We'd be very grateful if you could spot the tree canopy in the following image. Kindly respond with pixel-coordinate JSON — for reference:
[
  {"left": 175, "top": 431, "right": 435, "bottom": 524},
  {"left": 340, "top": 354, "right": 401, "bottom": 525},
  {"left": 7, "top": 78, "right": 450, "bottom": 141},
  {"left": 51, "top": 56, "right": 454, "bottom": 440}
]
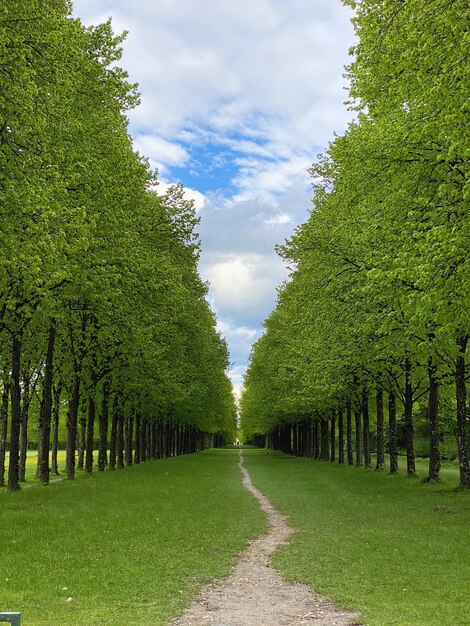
[
  {"left": 0, "top": 1, "right": 236, "bottom": 491},
  {"left": 241, "top": 0, "right": 470, "bottom": 487}
]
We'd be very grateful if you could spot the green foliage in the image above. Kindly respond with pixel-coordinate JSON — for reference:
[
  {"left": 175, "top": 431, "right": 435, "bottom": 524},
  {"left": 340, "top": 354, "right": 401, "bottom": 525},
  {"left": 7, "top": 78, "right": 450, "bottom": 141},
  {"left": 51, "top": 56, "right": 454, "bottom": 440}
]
[
  {"left": 240, "top": 0, "right": 469, "bottom": 481},
  {"left": 0, "top": 1, "right": 236, "bottom": 476}
]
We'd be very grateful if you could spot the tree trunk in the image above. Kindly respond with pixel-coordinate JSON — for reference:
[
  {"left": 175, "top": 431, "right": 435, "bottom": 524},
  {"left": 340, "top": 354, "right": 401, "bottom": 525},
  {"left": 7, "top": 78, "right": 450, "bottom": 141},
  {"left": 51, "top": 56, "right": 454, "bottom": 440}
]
[
  {"left": 125, "top": 413, "right": 133, "bottom": 466},
  {"left": 308, "top": 421, "right": 314, "bottom": 457},
  {"left": 144, "top": 419, "right": 149, "bottom": 459},
  {"left": 141, "top": 417, "right": 147, "bottom": 462},
  {"left": 98, "top": 380, "right": 110, "bottom": 472},
  {"left": 0, "top": 375, "right": 10, "bottom": 487},
  {"left": 51, "top": 383, "right": 62, "bottom": 475},
  {"left": 338, "top": 408, "right": 344, "bottom": 464},
  {"left": 77, "top": 404, "right": 86, "bottom": 471},
  {"left": 426, "top": 359, "right": 440, "bottom": 482},
  {"left": 173, "top": 423, "right": 178, "bottom": 456},
  {"left": 155, "top": 420, "right": 161, "bottom": 459},
  {"left": 292, "top": 423, "right": 298, "bottom": 455},
  {"left": 151, "top": 420, "right": 157, "bottom": 459},
  {"left": 146, "top": 418, "right": 151, "bottom": 459},
  {"left": 19, "top": 374, "right": 32, "bottom": 482},
  {"left": 313, "top": 420, "right": 320, "bottom": 459},
  {"left": 66, "top": 374, "right": 81, "bottom": 480},
  {"left": 455, "top": 336, "right": 470, "bottom": 488},
  {"left": 354, "top": 405, "right": 362, "bottom": 466},
  {"left": 8, "top": 334, "right": 22, "bottom": 492},
  {"left": 109, "top": 391, "right": 120, "bottom": 471},
  {"left": 117, "top": 414, "right": 124, "bottom": 469},
  {"left": 85, "top": 394, "right": 96, "bottom": 474},
  {"left": 375, "top": 384, "right": 385, "bottom": 470},
  {"left": 330, "top": 413, "right": 336, "bottom": 462},
  {"left": 161, "top": 421, "right": 167, "bottom": 457},
  {"left": 388, "top": 389, "right": 398, "bottom": 474},
  {"left": 66, "top": 315, "right": 87, "bottom": 480},
  {"left": 37, "top": 323, "right": 56, "bottom": 485},
  {"left": 134, "top": 412, "right": 141, "bottom": 464},
  {"left": 404, "top": 359, "right": 416, "bottom": 476},
  {"left": 362, "top": 389, "right": 371, "bottom": 468},
  {"left": 320, "top": 419, "right": 329, "bottom": 460},
  {"left": 346, "top": 401, "right": 353, "bottom": 465}
]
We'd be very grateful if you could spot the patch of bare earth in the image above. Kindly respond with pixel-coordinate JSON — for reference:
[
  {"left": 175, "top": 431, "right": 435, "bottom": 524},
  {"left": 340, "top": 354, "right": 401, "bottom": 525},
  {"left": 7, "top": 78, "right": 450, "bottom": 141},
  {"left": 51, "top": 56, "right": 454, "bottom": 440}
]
[{"left": 170, "top": 452, "right": 361, "bottom": 626}]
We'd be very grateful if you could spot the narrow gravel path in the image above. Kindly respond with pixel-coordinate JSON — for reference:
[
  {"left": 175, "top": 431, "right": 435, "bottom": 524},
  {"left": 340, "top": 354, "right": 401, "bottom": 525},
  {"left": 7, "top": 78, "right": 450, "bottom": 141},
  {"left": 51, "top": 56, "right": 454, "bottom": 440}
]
[{"left": 171, "top": 452, "right": 361, "bottom": 626}]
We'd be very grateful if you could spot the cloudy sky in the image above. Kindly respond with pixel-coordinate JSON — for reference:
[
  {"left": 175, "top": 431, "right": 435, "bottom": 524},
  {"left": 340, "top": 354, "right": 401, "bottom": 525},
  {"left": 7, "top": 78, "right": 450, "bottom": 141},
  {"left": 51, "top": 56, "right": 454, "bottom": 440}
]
[{"left": 73, "top": 0, "right": 355, "bottom": 394}]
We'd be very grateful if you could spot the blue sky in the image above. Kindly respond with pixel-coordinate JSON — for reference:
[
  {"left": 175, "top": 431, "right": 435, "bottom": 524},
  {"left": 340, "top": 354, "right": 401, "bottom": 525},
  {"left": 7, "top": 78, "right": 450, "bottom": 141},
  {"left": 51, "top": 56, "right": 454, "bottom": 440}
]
[{"left": 73, "top": 0, "right": 355, "bottom": 394}]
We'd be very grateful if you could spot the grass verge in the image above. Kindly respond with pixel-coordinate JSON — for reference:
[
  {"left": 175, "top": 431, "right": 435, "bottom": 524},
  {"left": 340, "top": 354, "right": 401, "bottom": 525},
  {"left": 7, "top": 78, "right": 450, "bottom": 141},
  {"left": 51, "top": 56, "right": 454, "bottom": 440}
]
[
  {"left": 0, "top": 449, "right": 266, "bottom": 625},
  {"left": 242, "top": 448, "right": 470, "bottom": 626},
  {"left": 2, "top": 450, "right": 68, "bottom": 485}
]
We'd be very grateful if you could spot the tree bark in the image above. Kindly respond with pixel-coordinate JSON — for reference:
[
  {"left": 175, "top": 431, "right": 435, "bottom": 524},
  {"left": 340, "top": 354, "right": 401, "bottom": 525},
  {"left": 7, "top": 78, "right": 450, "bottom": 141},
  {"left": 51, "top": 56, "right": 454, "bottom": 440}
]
[
  {"left": 141, "top": 417, "right": 147, "bottom": 462},
  {"left": 320, "top": 419, "right": 329, "bottom": 460},
  {"left": 51, "top": 383, "right": 62, "bottom": 475},
  {"left": 125, "top": 413, "right": 133, "bottom": 466},
  {"left": 354, "top": 405, "right": 362, "bottom": 466},
  {"left": 66, "top": 315, "right": 87, "bottom": 480},
  {"left": 134, "top": 412, "right": 141, "bottom": 464},
  {"left": 109, "top": 391, "right": 120, "bottom": 471},
  {"left": 313, "top": 420, "right": 320, "bottom": 459},
  {"left": 85, "top": 394, "right": 96, "bottom": 474},
  {"left": 66, "top": 374, "right": 81, "bottom": 480},
  {"left": 155, "top": 419, "right": 162, "bottom": 459},
  {"left": 455, "top": 336, "right": 470, "bottom": 488},
  {"left": 77, "top": 403, "right": 86, "bottom": 471},
  {"left": 426, "top": 359, "right": 440, "bottom": 482},
  {"left": 8, "top": 333, "right": 22, "bottom": 492},
  {"left": 404, "top": 359, "right": 416, "bottom": 476},
  {"left": 37, "top": 323, "right": 56, "bottom": 485},
  {"left": 375, "top": 384, "right": 385, "bottom": 470},
  {"left": 0, "top": 374, "right": 10, "bottom": 487},
  {"left": 19, "top": 374, "right": 32, "bottom": 482},
  {"left": 330, "top": 413, "right": 336, "bottom": 462},
  {"left": 362, "top": 389, "right": 371, "bottom": 468},
  {"left": 162, "top": 421, "right": 168, "bottom": 457},
  {"left": 338, "top": 408, "right": 344, "bottom": 464},
  {"left": 346, "top": 401, "right": 353, "bottom": 465},
  {"left": 388, "top": 389, "right": 398, "bottom": 474},
  {"left": 98, "top": 379, "right": 110, "bottom": 472},
  {"left": 151, "top": 420, "right": 157, "bottom": 459},
  {"left": 117, "top": 414, "right": 124, "bottom": 469}
]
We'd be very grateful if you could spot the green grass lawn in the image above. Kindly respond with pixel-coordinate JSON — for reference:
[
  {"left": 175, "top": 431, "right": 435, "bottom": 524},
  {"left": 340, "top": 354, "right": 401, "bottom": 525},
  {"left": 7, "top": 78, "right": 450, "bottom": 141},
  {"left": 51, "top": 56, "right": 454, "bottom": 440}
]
[
  {"left": 0, "top": 449, "right": 266, "bottom": 625},
  {"left": 243, "top": 449, "right": 470, "bottom": 626},
  {"left": 2, "top": 450, "right": 68, "bottom": 484}
]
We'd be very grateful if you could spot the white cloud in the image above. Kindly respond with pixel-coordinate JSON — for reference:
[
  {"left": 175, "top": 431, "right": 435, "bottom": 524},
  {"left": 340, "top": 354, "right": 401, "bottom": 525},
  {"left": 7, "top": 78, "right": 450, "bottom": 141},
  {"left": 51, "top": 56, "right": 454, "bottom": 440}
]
[
  {"left": 217, "top": 320, "right": 258, "bottom": 344},
  {"left": 229, "top": 364, "right": 248, "bottom": 400},
  {"left": 72, "top": 0, "right": 355, "bottom": 383},
  {"left": 230, "top": 157, "right": 312, "bottom": 202},
  {"left": 200, "top": 252, "right": 285, "bottom": 322},
  {"left": 264, "top": 213, "right": 293, "bottom": 227},
  {"left": 74, "top": 1, "right": 355, "bottom": 170},
  {"left": 133, "top": 134, "right": 189, "bottom": 172}
]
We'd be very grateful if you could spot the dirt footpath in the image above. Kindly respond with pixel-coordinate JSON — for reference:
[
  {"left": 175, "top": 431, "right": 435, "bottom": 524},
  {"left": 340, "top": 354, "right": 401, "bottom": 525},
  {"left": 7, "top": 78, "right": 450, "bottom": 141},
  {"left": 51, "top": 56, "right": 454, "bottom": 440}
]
[{"left": 170, "top": 452, "right": 361, "bottom": 626}]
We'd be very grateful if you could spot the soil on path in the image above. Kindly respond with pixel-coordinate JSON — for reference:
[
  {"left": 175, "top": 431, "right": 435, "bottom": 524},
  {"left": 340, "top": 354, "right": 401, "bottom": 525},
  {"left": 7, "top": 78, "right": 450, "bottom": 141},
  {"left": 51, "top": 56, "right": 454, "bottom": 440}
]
[{"left": 171, "top": 452, "right": 361, "bottom": 626}]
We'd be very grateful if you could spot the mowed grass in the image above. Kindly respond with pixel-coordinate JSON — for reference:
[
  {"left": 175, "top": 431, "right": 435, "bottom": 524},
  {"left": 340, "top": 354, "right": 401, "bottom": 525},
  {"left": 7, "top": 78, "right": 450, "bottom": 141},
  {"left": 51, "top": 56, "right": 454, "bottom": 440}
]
[
  {"left": 2, "top": 450, "right": 68, "bottom": 484},
  {"left": 243, "top": 449, "right": 470, "bottom": 626},
  {"left": 0, "top": 450, "right": 266, "bottom": 625}
]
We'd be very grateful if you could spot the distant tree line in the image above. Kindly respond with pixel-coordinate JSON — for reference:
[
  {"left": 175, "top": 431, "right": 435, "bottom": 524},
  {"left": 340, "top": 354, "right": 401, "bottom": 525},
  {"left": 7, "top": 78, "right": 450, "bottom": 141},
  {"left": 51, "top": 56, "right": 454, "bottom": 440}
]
[
  {"left": 241, "top": 0, "right": 470, "bottom": 487},
  {"left": 0, "top": 1, "right": 236, "bottom": 492}
]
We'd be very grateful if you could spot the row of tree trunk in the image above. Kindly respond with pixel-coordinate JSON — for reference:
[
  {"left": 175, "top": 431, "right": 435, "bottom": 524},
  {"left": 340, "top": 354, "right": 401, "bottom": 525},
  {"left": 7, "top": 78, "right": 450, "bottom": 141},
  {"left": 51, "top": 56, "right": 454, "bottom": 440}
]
[
  {"left": 0, "top": 365, "right": 225, "bottom": 492},
  {"left": 255, "top": 388, "right": 443, "bottom": 481}
]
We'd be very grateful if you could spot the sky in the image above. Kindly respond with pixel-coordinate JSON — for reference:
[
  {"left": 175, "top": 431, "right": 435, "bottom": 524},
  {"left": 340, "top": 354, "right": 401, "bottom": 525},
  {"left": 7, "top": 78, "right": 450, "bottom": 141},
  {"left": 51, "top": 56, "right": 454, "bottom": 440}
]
[{"left": 72, "top": 0, "right": 355, "bottom": 395}]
